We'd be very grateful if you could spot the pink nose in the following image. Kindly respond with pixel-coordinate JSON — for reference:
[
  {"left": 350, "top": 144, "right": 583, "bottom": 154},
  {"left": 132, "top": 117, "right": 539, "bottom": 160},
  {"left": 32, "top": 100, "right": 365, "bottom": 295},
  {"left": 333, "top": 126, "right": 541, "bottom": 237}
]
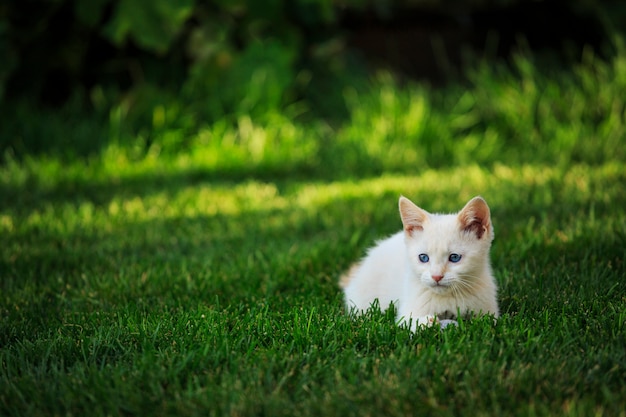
[{"left": 432, "top": 275, "right": 444, "bottom": 283}]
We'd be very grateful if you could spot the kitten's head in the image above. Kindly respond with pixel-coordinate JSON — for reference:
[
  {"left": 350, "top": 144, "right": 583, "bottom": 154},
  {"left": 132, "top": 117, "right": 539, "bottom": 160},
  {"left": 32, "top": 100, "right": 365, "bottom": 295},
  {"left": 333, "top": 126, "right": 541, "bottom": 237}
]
[{"left": 399, "top": 196, "right": 494, "bottom": 294}]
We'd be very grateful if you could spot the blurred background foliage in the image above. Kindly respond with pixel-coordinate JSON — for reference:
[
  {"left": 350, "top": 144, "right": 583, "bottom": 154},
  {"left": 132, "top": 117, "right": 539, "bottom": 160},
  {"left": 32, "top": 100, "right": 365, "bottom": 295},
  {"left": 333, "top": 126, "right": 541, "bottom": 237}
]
[{"left": 1, "top": 0, "right": 625, "bottom": 176}]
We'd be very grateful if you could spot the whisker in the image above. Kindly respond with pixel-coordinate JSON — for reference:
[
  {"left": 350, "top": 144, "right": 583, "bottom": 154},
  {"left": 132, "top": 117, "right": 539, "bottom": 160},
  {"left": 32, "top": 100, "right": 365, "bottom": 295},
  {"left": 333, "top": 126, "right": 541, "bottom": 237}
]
[{"left": 450, "top": 274, "right": 482, "bottom": 297}]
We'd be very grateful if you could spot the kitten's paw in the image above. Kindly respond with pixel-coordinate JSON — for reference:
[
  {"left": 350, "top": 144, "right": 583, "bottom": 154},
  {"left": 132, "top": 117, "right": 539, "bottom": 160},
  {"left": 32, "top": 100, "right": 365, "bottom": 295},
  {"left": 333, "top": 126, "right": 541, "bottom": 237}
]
[
  {"left": 416, "top": 315, "right": 438, "bottom": 327},
  {"left": 438, "top": 319, "right": 459, "bottom": 329},
  {"left": 415, "top": 315, "right": 458, "bottom": 330}
]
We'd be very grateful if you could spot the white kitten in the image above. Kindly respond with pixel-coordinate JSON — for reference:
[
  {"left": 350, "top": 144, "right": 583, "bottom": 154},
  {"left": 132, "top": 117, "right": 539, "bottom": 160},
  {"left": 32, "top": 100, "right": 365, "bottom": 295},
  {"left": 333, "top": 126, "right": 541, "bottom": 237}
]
[{"left": 340, "top": 196, "right": 499, "bottom": 331}]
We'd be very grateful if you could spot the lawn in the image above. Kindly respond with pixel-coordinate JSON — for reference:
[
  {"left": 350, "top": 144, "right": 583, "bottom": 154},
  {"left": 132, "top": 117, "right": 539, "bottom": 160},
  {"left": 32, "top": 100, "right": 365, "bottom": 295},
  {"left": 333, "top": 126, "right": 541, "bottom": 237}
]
[{"left": 1, "top": 49, "right": 626, "bottom": 416}]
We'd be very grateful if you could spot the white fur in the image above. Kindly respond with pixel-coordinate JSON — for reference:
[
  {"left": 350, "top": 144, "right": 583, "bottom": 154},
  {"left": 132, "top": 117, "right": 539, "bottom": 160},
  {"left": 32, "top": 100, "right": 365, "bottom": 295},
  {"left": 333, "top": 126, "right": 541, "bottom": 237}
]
[{"left": 341, "top": 196, "right": 499, "bottom": 331}]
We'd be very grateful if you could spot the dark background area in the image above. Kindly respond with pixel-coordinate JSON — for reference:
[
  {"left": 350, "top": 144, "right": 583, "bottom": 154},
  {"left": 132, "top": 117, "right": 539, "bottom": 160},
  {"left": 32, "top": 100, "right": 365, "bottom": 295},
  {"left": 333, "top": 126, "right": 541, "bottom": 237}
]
[
  {"left": 2, "top": 0, "right": 622, "bottom": 104},
  {"left": 1, "top": 0, "right": 624, "bottom": 159}
]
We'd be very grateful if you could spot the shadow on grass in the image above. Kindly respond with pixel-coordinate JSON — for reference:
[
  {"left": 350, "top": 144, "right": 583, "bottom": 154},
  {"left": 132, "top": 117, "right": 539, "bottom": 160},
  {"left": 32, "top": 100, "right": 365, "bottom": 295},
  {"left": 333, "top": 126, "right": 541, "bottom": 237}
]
[{"left": 0, "top": 159, "right": 384, "bottom": 213}]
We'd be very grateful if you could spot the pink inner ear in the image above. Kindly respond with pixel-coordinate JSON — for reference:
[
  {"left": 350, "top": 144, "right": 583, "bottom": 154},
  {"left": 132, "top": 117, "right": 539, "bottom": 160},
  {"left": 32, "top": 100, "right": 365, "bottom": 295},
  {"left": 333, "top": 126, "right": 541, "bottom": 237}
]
[
  {"left": 405, "top": 224, "right": 423, "bottom": 235},
  {"left": 458, "top": 197, "right": 491, "bottom": 239},
  {"left": 399, "top": 196, "right": 428, "bottom": 234},
  {"left": 464, "top": 220, "right": 486, "bottom": 239}
]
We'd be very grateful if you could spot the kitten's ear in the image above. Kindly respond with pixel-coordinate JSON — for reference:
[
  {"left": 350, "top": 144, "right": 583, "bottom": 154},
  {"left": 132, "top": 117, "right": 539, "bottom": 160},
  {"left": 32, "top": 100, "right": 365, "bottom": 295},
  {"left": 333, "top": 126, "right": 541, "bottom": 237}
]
[
  {"left": 399, "top": 196, "right": 429, "bottom": 235},
  {"left": 458, "top": 196, "right": 492, "bottom": 240}
]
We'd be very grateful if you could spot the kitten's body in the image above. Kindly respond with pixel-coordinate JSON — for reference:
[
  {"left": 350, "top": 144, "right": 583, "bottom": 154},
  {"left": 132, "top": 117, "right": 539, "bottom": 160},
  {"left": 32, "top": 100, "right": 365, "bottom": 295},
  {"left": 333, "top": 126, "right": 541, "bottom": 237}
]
[{"left": 340, "top": 196, "right": 499, "bottom": 330}]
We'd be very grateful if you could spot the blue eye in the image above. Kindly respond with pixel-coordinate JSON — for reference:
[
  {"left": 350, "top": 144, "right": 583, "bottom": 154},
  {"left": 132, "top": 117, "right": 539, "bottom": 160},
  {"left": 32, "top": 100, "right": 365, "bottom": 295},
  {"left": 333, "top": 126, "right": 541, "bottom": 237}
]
[
  {"left": 449, "top": 253, "right": 462, "bottom": 263},
  {"left": 418, "top": 254, "right": 429, "bottom": 263}
]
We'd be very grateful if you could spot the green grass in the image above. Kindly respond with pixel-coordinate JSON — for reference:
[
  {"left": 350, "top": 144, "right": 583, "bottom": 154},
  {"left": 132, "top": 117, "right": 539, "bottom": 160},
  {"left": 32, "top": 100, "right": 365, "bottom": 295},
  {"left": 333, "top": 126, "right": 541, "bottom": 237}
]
[{"left": 2, "top": 48, "right": 626, "bottom": 416}]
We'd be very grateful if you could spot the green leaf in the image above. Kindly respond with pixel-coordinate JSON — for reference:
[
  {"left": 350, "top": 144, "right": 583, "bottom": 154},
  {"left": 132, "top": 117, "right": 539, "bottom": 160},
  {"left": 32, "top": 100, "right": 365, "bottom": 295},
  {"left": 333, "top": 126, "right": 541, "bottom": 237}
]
[{"left": 104, "top": 0, "right": 194, "bottom": 53}]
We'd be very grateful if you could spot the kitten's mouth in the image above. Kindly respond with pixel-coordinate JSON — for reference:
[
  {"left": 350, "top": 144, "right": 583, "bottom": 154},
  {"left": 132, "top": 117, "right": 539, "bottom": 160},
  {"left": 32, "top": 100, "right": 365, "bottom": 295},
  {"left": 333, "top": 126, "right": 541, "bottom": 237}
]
[{"left": 430, "top": 282, "right": 450, "bottom": 292}]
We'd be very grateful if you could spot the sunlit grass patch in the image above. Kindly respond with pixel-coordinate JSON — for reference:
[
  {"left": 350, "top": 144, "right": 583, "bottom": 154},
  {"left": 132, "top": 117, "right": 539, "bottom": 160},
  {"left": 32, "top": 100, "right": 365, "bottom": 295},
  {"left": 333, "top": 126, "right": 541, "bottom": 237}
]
[{"left": 4, "top": 161, "right": 625, "bottom": 249}]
